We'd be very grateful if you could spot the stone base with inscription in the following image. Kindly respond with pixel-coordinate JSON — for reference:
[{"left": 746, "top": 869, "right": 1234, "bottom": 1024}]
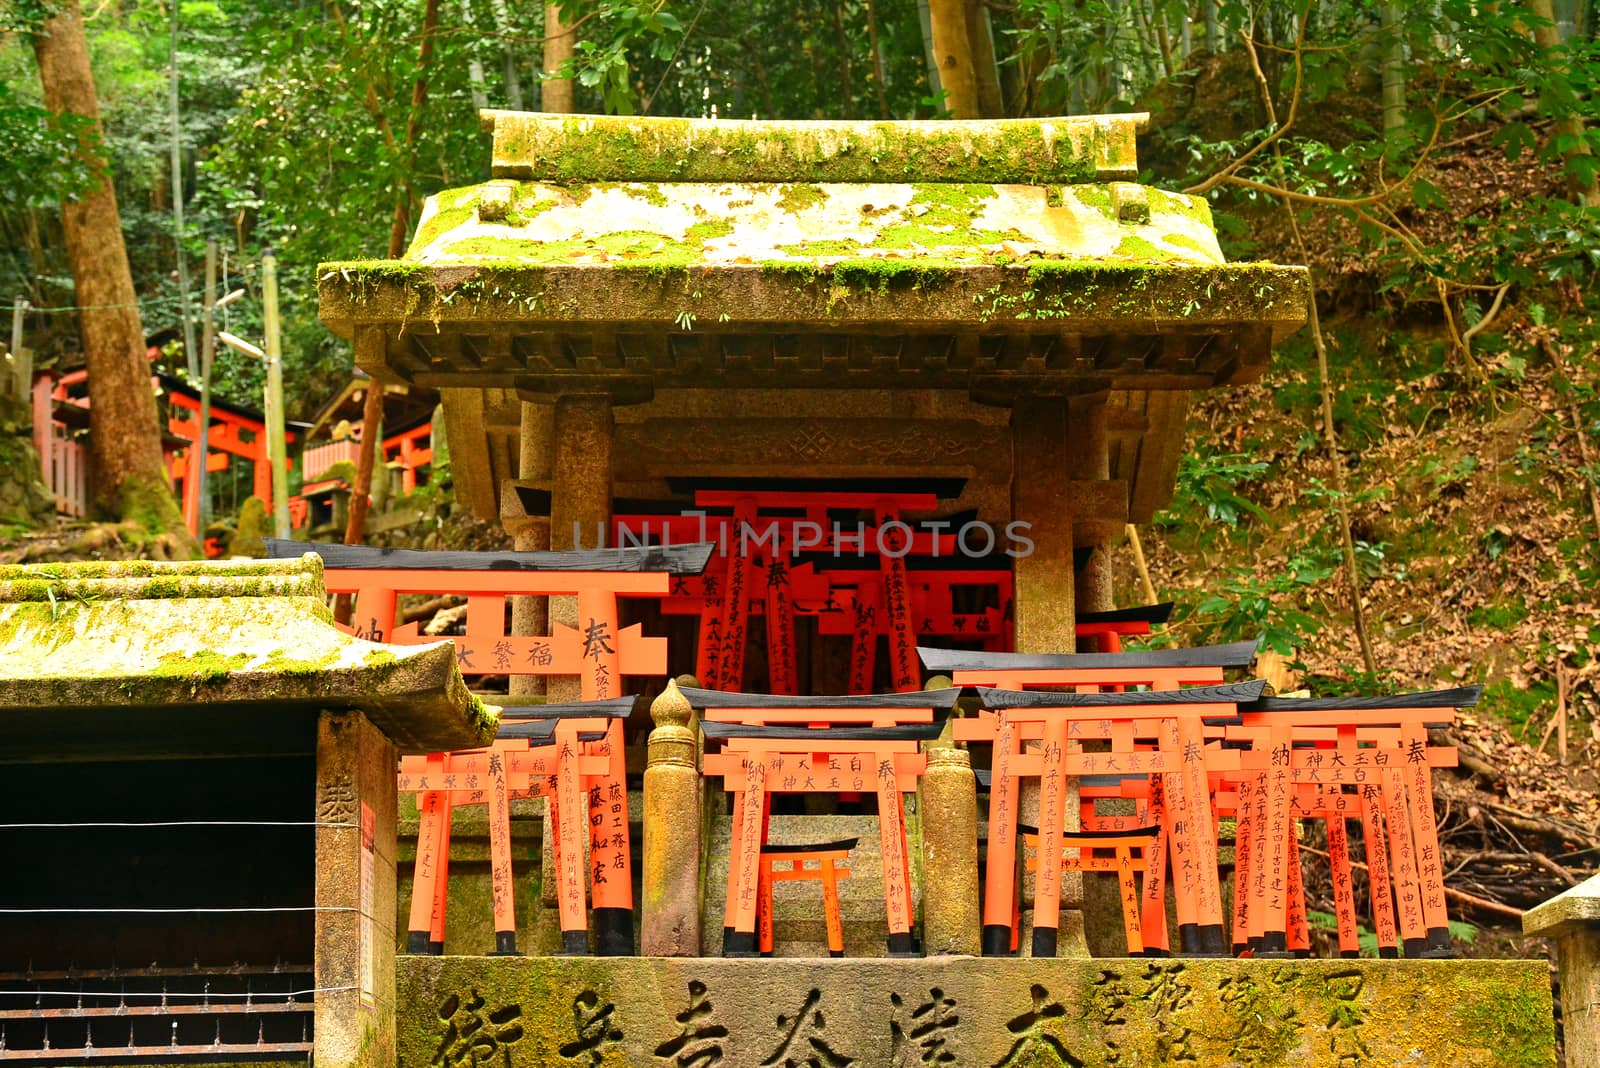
[{"left": 399, "top": 955, "right": 1553, "bottom": 1067}]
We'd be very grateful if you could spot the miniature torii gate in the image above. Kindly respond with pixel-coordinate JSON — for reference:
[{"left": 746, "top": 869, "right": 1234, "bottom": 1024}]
[
  {"left": 266, "top": 539, "right": 713, "bottom": 954},
  {"left": 1223, "top": 687, "right": 1471, "bottom": 959},
  {"left": 685, "top": 686, "right": 960, "bottom": 956},
  {"left": 973, "top": 680, "right": 1265, "bottom": 957},
  {"left": 397, "top": 697, "right": 633, "bottom": 956},
  {"left": 920, "top": 641, "right": 1257, "bottom": 957}
]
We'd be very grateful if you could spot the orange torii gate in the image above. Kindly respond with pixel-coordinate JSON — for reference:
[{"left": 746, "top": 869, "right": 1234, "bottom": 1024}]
[
  {"left": 1223, "top": 687, "right": 1472, "bottom": 959},
  {"left": 267, "top": 539, "right": 713, "bottom": 955},
  {"left": 920, "top": 641, "right": 1257, "bottom": 957},
  {"left": 1073, "top": 602, "right": 1174, "bottom": 653},
  {"left": 685, "top": 687, "right": 961, "bottom": 957},
  {"left": 397, "top": 698, "right": 631, "bottom": 955},
  {"left": 972, "top": 681, "right": 1264, "bottom": 958}
]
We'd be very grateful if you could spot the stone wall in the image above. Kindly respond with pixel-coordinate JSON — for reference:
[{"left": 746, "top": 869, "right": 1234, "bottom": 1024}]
[{"left": 400, "top": 955, "right": 1554, "bottom": 1067}]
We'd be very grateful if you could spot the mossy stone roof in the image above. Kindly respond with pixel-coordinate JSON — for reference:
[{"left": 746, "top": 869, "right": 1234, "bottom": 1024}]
[
  {"left": 319, "top": 111, "right": 1307, "bottom": 391},
  {"left": 480, "top": 110, "right": 1145, "bottom": 184},
  {"left": 0, "top": 556, "right": 494, "bottom": 754}
]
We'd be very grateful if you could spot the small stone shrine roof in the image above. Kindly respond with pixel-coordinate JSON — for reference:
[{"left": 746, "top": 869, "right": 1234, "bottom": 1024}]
[
  {"left": 1523, "top": 871, "right": 1600, "bottom": 937},
  {"left": 319, "top": 112, "right": 1307, "bottom": 397},
  {"left": 0, "top": 555, "right": 494, "bottom": 756}
]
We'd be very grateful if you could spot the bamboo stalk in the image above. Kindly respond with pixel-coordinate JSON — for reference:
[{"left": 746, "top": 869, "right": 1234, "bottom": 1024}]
[
  {"left": 261, "top": 251, "right": 290, "bottom": 540},
  {"left": 1126, "top": 523, "right": 1159, "bottom": 605},
  {"left": 192, "top": 241, "right": 217, "bottom": 532}
]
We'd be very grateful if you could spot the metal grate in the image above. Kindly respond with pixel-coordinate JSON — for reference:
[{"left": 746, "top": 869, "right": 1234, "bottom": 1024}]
[{"left": 0, "top": 965, "right": 315, "bottom": 1062}]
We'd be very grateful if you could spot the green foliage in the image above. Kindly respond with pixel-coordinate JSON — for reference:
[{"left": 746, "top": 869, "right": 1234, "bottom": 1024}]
[
  {"left": 1479, "top": 678, "right": 1558, "bottom": 731},
  {"left": 1306, "top": 910, "right": 1478, "bottom": 957},
  {"left": 0, "top": 82, "right": 95, "bottom": 208},
  {"left": 1186, "top": 554, "right": 1331, "bottom": 658},
  {"left": 1158, "top": 450, "right": 1270, "bottom": 529}
]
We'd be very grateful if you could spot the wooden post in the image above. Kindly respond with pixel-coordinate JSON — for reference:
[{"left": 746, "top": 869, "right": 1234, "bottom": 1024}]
[
  {"left": 8, "top": 298, "right": 29, "bottom": 403},
  {"left": 1139, "top": 774, "right": 1171, "bottom": 956},
  {"left": 31, "top": 374, "right": 52, "bottom": 492},
  {"left": 876, "top": 755, "right": 915, "bottom": 955},
  {"left": 981, "top": 712, "right": 1020, "bottom": 956},
  {"left": 554, "top": 723, "right": 589, "bottom": 955},
  {"left": 261, "top": 251, "right": 290, "bottom": 539},
  {"left": 765, "top": 531, "right": 799, "bottom": 695},
  {"left": 166, "top": 0, "right": 198, "bottom": 379},
  {"left": 876, "top": 498, "right": 919, "bottom": 692},
  {"left": 486, "top": 748, "right": 517, "bottom": 954},
  {"left": 1325, "top": 792, "right": 1361, "bottom": 957},
  {"left": 1359, "top": 784, "right": 1400, "bottom": 957}
]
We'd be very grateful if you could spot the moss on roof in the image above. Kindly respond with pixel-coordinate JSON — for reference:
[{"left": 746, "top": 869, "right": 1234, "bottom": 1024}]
[
  {"left": 394, "top": 179, "right": 1227, "bottom": 271},
  {"left": 0, "top": 556, "right": 493, "bottom": 753},
  {"left": 483, "top": 110, "right": 1146, "bottom": 184}
]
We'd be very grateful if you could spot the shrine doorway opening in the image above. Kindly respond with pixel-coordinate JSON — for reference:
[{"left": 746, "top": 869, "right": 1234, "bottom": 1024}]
[{"left": 0, "top": 722, "right": 319, "bottom": 1063}]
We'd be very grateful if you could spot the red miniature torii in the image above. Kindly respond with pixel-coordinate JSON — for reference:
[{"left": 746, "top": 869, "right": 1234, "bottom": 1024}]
[
  {"left": 617, "top": 490, "right": 958, "bottom": 692},
  {"left": 267, "top": 539, "right": 712, "bottom": 955},
  {"left": 1223, "top": 688, "right": 1471, "bottom": 958},
  {"left": 972, "top": 680, "right": 1265, "bottom": 958},
  {"left": 396, "top": 699, "right": 632, "bottom": 956},
  {"left": 921, "top": 640, "right": 1257, "bottom": 957},
  {"left": 686, "top": 686, "right": 960, "bottom": 956}
]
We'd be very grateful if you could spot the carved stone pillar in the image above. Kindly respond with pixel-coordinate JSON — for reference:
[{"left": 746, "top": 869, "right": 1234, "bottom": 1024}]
[
  {"left": 314, "top": 711, "right": 397, "bottom": 1068},
  {"left": 507, "top": 400, "right": 552, "bottom": 699},
  {"left": 1011, "top": 397, "right": 1076, "bottom": 652},
  {"left": 1069, "top": 395, "right": 1117, "bottom": 625},
  {"left": 641, "top": 679, "right": 703, "bottom": 955},
  {"left": 1009, "top": 396, "right": 1086, "bottom": 956},
  {"left": 1524, "top": 873, "right": 1600, "bottom": 1068},
  {"left": 548, "top": 394, "right": 614, "bottom": 704}
]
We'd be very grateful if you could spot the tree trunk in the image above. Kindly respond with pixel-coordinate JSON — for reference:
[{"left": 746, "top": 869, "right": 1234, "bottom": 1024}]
[
  {"left": 830, "top": 0, "right": 856, "bottom": 118},
  {"left": 964, "top": 1, "right": 1005, "bottom": 117},
  {"left": 347, "top": 0, "right": 440, "bottom": 547},
  {"left": 864, "top": 0, "right": 892, "bottom": 119},
  {"left": 542, "top": 2, "right": 576, "bottom": 113},
  {"left": 487, "top": 0, "right": 525, "bottom": 109},
  {"left": 1379, "top": 2, "right": 1406, "bottom": 136},
  {"left": 33, "top": 0, "right": 186, "bottom": 535},
  {"left": 926, "top": 0, "right": 981, "bottom": 117},
  {"left": 1528, "top": 0, "right": 1600, "bottom": 206}
]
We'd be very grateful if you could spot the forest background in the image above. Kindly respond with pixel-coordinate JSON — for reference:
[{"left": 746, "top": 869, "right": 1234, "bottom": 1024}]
[{"left": 2, "top": 0, "right": 1599, "bottom": 926}]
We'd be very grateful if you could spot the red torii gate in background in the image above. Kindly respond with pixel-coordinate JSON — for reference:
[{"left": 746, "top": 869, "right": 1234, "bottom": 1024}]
[
  {"left": 618, "top": 493, "right": 1174, "bottom": 695},
  {"left": 33, "top": 369, "right": 297, "bottom": 533},
  {"left": 163, "top": 375, "right": 295, "bottom": 535},
  {"left": 616, "top": 490, "right": 946, "bottom": 693},
  {"left": 266, "top": 538, "right": 713, "bottom": 955}
]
